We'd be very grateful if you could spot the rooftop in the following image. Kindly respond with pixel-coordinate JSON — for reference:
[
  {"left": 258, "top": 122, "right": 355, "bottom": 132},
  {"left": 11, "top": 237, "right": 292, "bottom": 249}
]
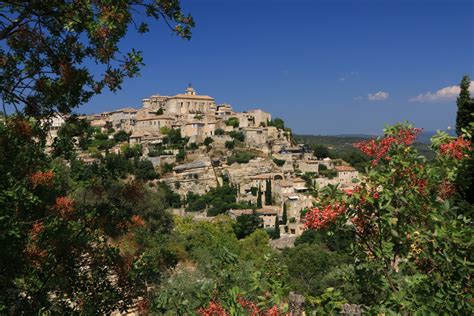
[{"left": 335, "top": 165, "right": 357, "bottom": 172}]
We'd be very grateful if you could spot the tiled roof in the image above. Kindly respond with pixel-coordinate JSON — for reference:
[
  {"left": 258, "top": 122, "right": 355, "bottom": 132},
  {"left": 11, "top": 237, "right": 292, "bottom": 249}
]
[{"left": 335, "top": 166, "right": 356, "bottom": 172}]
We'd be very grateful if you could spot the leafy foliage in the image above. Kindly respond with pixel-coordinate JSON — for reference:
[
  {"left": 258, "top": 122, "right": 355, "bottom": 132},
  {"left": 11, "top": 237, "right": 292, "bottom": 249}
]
[
  {"left": 228, "top": 131, "right": 245, "bottom": 142},
  {"left": 455, "top": 75, "right": 473, "bottom": 136},
  {"left": 304, "top": 123, "right": 474, "bottom": 314},
  {"left": 227, "top": 150, "right": 257, "bottom": 164},
  {"left": 233, "top": 214, "right": 261, "bottom": 239},
  {"left": 0, "top": 1, "right": 194, "bottom": 118},
  {"left": 225, "top": 117, "right": 239, "bottom": 128}
]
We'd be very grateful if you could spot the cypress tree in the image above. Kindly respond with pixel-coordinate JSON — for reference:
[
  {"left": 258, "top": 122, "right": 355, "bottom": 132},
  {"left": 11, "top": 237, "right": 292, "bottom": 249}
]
[
  {"left": 265, "top": 179, "right": 272, "bottom": 205},
  {"left": 282, "top": 203, "right": 288, "bottom": 225},
  {"left": 454, "top": 76, "right": 474, "bottom": 208},
  {"left": 456, "top": 75, "right": 473, "bottom": 136},
  {"left": 274, "top": 215, "right": 280, "bottom": 239},
  {"left": 257, "top": 188, "right": 262, "bottom": 209}
]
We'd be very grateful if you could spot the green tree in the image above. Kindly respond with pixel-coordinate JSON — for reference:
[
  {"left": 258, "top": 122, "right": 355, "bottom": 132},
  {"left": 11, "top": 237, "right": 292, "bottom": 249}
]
[
  {"left": 272, "top": 157, "right": 286, "bottom": 167},
  {"left": 229, "top": 131, "right": 245, "bottom": 142},
  {"left": 306, "top": 123, "right": 473, "bottom": 313},
  {"left": 225, "top": 117, "right": 239, "bottom": 128},
  {"left": 134, "top": 159, "right": 158, "bottom": 180},
  {"left": 0, "top": 1, "right": 194, "bottom": 118},
  {"left": 204, "top": 137, "right": 214, "bottom": 146},
  {"left": 257, "top": 188, "right": 263, "bottom": 209},
  {"left": 282, "top": 203, "right": 288, "bottom": 225},
  {"left": 52, "top": 116, "right": 94, "bottom": 159},
  {"left": 215, "top": 128, "right": 225, "bottom": 136},
  {"left": 122, "top": 144, "right": 142, "bottom": 159},
  {"left": 114, "top": 130, "right": 130, "bottom": 143},
  {"left": 313, "top": 144, "right": 331, "bottom": 158},
  {"left": 273, "top": 215, "right": 280, "bottom": 239},
  {"left": 456, "top": 75, "right": 473, "bottom": 136},
  {"left": 233, "top": 214, "right": 260, "bottom": 239},
  {"left": 225, "top": 140, "right": 235, "bottom": 150},
  {"left": 269, "top": 118, "right": 285, "bottom": 129},
  {"left": 176, "top": 148, "right": 186, "bottom": 162},
  {"left": 283, "top": 244, "right": 350, "bottom": 296},
  {"left": 94, "top": 132, "right": 109, "bottom": 141},
  {"left": 227, "top": 150, "right": 257, "bottom": 164},
  {"left": 0, "top": 1, "right": 194, "bottom": 313},
  {"left": 265, "top": 179, "right": 272, "bottom": 205}
]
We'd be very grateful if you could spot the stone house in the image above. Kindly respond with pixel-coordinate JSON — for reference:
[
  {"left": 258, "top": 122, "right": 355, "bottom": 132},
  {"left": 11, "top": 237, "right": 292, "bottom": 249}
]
[
  {"left": 247, "top": 109, "right": 271, "bottom": 127},
  {"left": 274, "top": 180, "right": 294, "bottom": 197},
  {"left": 44, "top": 113, "right": 66, "bottom": 147},
  {"left": 135, "top": 115, "right": 175, "bottom": 133},
  {"left": 287, "top": 222, "right": 305, "bottom": 236},
  {"left": 103, "top": 108, "right": 137, "bottom": 132},
  {"left": 256, "top": 207, "right": 280, "bottom": 229},
  {"left": 298, "top": 160, "right": 319, "bottom": 173},
  {"left": 215, "top": 104, "right": 234, "bottom": 119},
  {"left": 335, "top": 165, "right": 359, "bottom": 184},
  {"left": 164, "top": 86, "right": 216, "bottom": 117},
  {"left": 182, "top": 118, "right": 217, "bottom": 143}
]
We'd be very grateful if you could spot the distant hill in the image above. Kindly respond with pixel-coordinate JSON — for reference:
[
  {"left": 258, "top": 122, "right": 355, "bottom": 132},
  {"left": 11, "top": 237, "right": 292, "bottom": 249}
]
[
  {"left": 294, "top": 132, "right": 438, "bottom": 160},
  {"left": 417, "top": 130, "right": 456, "bottom": 144},
  {"left": 294, "top": 135, "right": 370, "bottom": 150}
]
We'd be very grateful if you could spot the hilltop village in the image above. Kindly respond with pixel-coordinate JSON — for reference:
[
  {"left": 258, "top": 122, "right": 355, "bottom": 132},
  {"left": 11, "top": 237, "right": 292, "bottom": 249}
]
[{"left": 46, "top": 86, "right": 360, "bottom": 244}]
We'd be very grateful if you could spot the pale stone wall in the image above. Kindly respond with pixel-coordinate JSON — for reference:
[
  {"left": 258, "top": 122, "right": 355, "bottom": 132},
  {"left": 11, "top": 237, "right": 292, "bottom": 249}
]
[
  {"left": 298, "top": 161, "right": 319, "bottom": 173},
  {"left": 337, "top": 170, "right": 359, "bottom": 184}
]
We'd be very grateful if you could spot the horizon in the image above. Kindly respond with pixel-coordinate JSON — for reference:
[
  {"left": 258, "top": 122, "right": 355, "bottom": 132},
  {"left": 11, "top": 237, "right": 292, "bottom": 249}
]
[{"left": 80, "top": 0, "right": 473, "bottom": 135}]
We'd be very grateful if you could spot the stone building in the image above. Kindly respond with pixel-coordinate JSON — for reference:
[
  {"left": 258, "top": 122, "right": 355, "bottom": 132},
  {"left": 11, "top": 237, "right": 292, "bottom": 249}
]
[
  {"left": 256, "top": 207, "right": 280, "bottom": 229},
  {"left": 141, "top": 85, "right": 216, "bottom": 118},
  {"left": 103, "top": 108, "right": 137, "bottom": 132},
  {"left": 43, "top": 113, "right": 67, "bottom": 147},
  {"left": 335, "top": 165, "right": 359, "bottom": 184},
  {"left": 135, "top": 115, "right": 175, "bottom": 133}
]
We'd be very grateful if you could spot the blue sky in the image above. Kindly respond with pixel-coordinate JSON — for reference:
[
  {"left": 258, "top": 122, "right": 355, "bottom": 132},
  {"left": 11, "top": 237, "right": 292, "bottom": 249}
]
[{"left": 82, "top": 0, "right": 474, "bottom": 135}]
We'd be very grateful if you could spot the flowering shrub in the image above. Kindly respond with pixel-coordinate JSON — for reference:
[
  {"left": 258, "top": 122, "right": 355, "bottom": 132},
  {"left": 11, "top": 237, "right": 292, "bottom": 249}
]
[
  {"left": 30, "top": 170, "right": 55, "bottom": 188},
  {"left": 304, "top": 202, "right": 346, "bottom": 230},
  {"left": 197, "top": 301, "right": 228, "bottom": 316},
  {"left": 130, "top": 215, "right": 146, "bottom": 227},
  {"left": 53, "top": 196, "right": 75, "bottom": 219},
  {"left": 31, "top": 222, "right": 44, "bottom": 240},
  {"left": 354, "top": 127, "right": 422, "bottom": 166},
  {"left": 439, "top": 136, "right": 472, "bottom": 160},
  {"left": 306, "top": 123, "right": 473, "bottom": 314}
]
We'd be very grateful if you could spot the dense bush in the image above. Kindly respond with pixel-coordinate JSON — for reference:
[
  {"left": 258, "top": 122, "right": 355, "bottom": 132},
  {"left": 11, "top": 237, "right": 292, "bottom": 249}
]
[
  {"left": 114, "top": 130, "right": 130, "bottom": 143},
  {"left": 228, "top": 131, "right": 245, "bottom": 142},
  {"left": 303, "top": 123, "right": 473, "bottom": 314},
  {"left": 214, "top": 128, "right": 225, "bottom": 136},
  {"left": 134, "top": 159, "right": 158, "bottom": 180},
  {"left": 225, "top": 140, "right": 235, "bottom": 150},
  {"left": 225, "top": 117, "right": 239, "bottom": 128},
  {"left": 227, "top": 151, "right": 257, "bottom": 164}
]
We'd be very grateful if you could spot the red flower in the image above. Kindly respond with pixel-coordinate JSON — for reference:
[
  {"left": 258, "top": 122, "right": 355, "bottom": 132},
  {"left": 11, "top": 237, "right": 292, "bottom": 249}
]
[
  {"left": 53, "top": 196, "right": 75, "bottom": 219},
  {"left": 30, "top": 170, "right": 55, "bottom": 188},
  {"left": 439, "top": 180, "right": 456, "bottom": 199},
  {"left": 304, "top": 202, "right": 346, "bottom": 230},
  {"left": 238, "top": 296, "right": 260, "bottom": 316},
  {"left": 354, "top": 127, "right": 422, "bottom": 165},
  {"left": 372, "top": 192, "right": 379, "bottom": 200},
  {"left": 439, "top": 137, "right": 472, "bottom": 160},
  {"left": 31, "top": 221, "right": 44, "bottom": 240},
  {"left": 130, "top": 215, "right": 145, "bottom": 227},
  {"left": 197, "top": 301, "right": 228, "bottom": 316},
  {"left": 263, "top": 305, "right": 280, "bottom": 316}
]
